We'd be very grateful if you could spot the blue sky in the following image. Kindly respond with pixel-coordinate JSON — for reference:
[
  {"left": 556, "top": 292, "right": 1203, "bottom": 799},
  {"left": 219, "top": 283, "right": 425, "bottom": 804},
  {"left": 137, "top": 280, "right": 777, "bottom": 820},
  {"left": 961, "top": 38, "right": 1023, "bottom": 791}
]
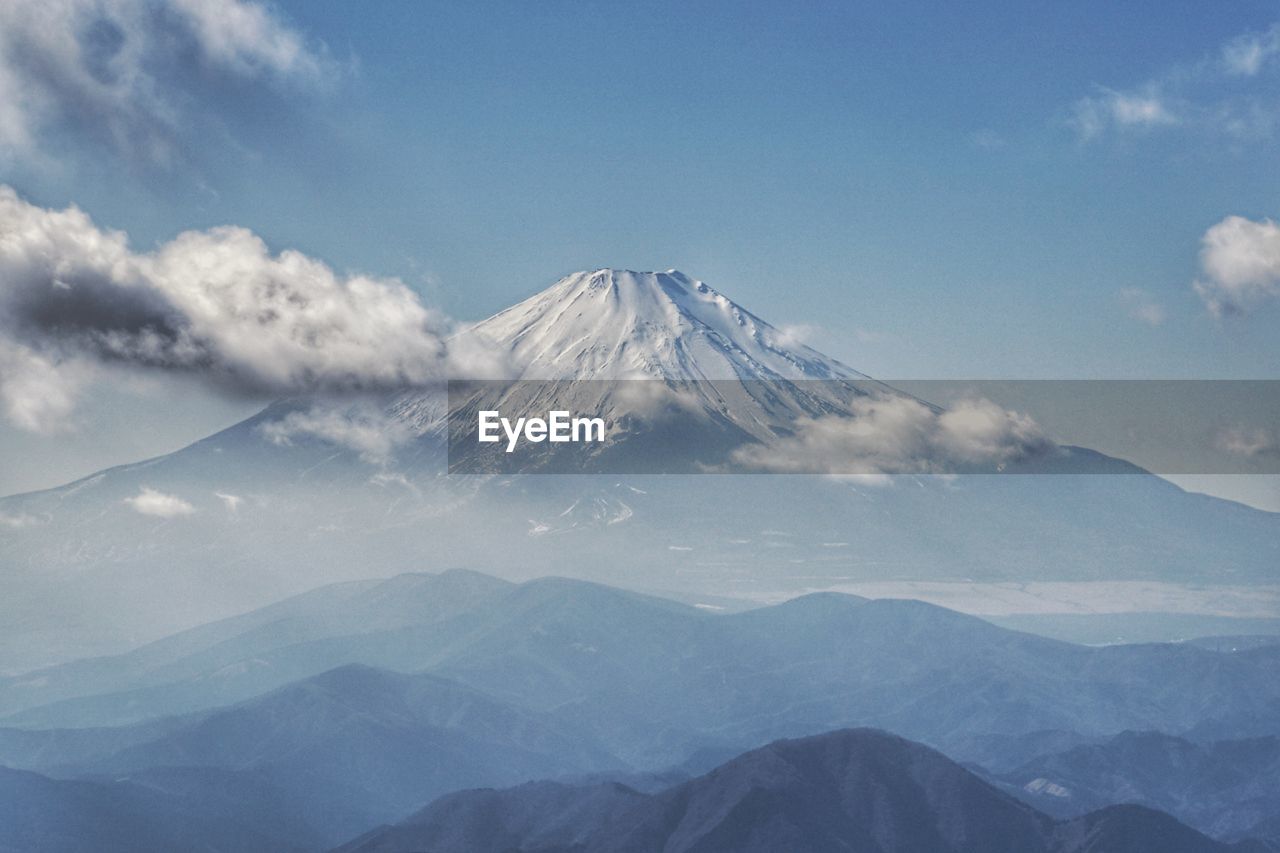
[{"left": 2, "top": 0, "right": 1280, "bottom": 494}]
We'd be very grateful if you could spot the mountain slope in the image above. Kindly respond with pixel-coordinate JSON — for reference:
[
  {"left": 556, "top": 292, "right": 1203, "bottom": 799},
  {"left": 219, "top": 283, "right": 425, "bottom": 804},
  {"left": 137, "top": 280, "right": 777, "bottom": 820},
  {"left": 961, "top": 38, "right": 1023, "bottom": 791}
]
[
  {"left": 1, "top": 269, "right": 1278, "bottom": 673},
  {"left": 445, "top": 269, "right": 903, "bottom": 470},
  {"left": 467, "top": 269, "right": 867, "bottom": 381},
  {"left": 5, "top": 573, "right": 1278, "bottom": 779},
  {"left": 52, "top": 664, "right": 623, "bottom": 844},
  {"left": 335, "top": 728, "right": 1259, "bottom": 853},
  {"left": 2, "top": 577, "right": 1277, "bottom": 849},
  {"left": 0, "top": 569, "right": 513, "bottom": 725},
  {"left": 0, "top": 763, "right": 321, "bottom": 853},
  {"left": 996, "top": 731, "right": 1280, "bottom": 843}
]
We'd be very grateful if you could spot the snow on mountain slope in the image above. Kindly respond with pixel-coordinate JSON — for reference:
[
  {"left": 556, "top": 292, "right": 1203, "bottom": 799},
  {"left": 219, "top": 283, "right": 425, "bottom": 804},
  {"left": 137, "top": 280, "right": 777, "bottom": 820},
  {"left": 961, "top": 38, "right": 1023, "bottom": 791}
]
[
  {"left": 436, "top": 269, "right": 915, "bottom": 459},
  {"left": 467, "top": 269, "right": 868, "bottom": 381}
]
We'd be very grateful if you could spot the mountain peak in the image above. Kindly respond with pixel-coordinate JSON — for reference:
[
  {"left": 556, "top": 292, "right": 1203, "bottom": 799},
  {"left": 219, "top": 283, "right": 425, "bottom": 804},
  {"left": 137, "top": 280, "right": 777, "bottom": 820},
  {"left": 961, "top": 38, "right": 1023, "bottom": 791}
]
[
  {"left": 585, "top": 267, "right": 697, "bottom": 285},
  {"left": 470, "top": 268, "right": 865, "bottom": 381},
  {"left": 568, "top": 268, "right": 711, "bottom": 313}
]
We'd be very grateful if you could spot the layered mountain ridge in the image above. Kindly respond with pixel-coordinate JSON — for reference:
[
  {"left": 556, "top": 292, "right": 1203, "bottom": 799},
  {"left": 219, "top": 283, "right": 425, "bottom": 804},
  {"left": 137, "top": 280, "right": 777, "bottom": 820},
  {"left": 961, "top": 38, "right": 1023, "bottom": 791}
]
[
  {"left": 0, "top": 570, "right": 1277, "bottom": 851},
  {"left": 337, "top": 728, "right": 1264, "bottom": 853},
  {"left": 0, "top": 269, "right": 1277, "bottom": 672}
]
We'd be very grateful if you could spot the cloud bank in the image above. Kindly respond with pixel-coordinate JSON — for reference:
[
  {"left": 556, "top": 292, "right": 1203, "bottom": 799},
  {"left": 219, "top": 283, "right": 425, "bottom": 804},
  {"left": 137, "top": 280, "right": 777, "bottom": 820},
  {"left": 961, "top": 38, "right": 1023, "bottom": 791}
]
[
  {"left": 731, "top": 395, "right": 1053, "bottom": 475},
  {"left": 0, "top": 0, "right": 332, "bottom": 167},
  {"left": 0, "top": 187, "right": 504, "bottom": 431}
]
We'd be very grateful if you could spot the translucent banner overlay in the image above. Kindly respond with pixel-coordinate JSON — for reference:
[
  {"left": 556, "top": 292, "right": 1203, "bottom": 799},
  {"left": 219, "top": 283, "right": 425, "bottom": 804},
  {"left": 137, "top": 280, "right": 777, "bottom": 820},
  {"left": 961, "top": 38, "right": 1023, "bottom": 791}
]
[{"left": 446, "top": 379, "right": 1280, "bottom": 475}]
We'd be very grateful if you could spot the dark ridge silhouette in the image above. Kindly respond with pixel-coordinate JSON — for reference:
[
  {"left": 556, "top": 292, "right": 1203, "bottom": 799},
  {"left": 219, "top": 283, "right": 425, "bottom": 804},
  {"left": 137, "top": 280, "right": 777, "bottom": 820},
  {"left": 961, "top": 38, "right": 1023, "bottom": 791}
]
[{"left": 336, "top": 728, "right": 1267, "bottom": 853}]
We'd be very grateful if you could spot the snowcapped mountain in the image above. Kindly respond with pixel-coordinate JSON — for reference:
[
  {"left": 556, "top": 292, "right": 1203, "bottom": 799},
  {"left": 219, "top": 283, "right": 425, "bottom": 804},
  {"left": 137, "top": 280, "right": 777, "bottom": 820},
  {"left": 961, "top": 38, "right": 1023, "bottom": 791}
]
[
  {"left": 0, "top": 268, "right": 1277, "bottom": 673},
  {"left": 381, "top": 269, "right": 890, "bottom": 452},
  {"left": 440, "top": 269, "right": 908, "bottom": 468},
  {"left": 467, "top": 268, "right": 867, "bottom": 381}
]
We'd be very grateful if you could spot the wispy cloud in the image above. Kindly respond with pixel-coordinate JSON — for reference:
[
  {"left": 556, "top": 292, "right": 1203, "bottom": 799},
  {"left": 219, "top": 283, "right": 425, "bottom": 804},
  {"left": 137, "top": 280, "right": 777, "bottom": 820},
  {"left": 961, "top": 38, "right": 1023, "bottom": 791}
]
[
  {"left": 1071, "top": 87, "right": 1178, "bottom": 140},
  {"left": 258, "top": 403, "right": 413, "bottom": 465},
  {"left": 1222, "top": 23, "right": 1280, "bottom": 76},
  {"left": 774, "top": 323, "right": 821, "bottom": 348},
  {"left": 0, "top": 511, "right": 43, "bottom": 529},
  {"left": 1216, "top": 426, "right": 1278, "bottom": 458},
  {"left": 968, "top": 129, "right": 1006, "bottom": 150},
  {"left": 1118, "top": 288, "right": 1167, "bottom": 327},
  {"left": 0, "top": 186, "right": 506, "bottom": 432},
  {"left": 1068, "top": 21, "right": 1280, "bottom": 143},
  {"left": 0, "top": 0, "right": 336, "bottom": 168}
]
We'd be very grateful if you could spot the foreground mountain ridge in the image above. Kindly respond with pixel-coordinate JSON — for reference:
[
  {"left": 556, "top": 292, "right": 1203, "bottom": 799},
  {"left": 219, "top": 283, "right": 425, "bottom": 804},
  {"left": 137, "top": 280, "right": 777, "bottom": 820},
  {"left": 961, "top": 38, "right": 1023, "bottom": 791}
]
[
  {"left": 5, "top": 727, "right": 1267, "bottom": 853},
  {"left": 0, "top": 570, "right": 1276, "bottom": 849},
  {"left": 336, "top": 727, "right": 1268, "bottom": 853},
  {"left": 992, "top": 730, "right": 1280, "bottom": 842}
]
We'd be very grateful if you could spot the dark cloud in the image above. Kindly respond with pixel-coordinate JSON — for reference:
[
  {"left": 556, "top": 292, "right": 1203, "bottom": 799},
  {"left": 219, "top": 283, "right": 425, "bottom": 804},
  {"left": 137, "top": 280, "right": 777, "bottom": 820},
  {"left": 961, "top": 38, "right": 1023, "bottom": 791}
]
[{"left": 0, "top": 186, "right": 506, "bottom": 431}]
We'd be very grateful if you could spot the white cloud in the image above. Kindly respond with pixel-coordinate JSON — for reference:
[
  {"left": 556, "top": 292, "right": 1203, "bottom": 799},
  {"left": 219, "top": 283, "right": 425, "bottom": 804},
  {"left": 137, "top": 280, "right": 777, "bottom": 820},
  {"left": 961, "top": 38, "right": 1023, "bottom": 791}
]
[
  {"left": 125, "top": 486, "right": 195, "bottom": 517},
  {"left": 1223, "top": 24, "right": 1280, "bottom": 76},
  {"left": 215, "top": 491, "right": 242, "bottom": 512},
  {"left": 609, "top": 380, "right": 702, "bottom": 422},
  {"left": 1216, "top": 426, "right": 1277, "bottom": 458},
  {"left": 0, "top": 340, "right": 87, "bottom": 432},
  {"left": 835, "top": 473, "right": 895, "bottom": 487},
  {"left": 1071, "top": 88, "right": 1177, "bottom": 140},
  {"left": 258, "top": 403, "right": 413, "bottom": 465},
  {"left": 1118, "top": 288, "right": 1167, "bottom": 326},
  {"left": 166, "top": 0, "right": 326, "bottom": 80},
  {"left": 0, "top": 511, "right": 43, "bottom": 528},
  {"left": 969, "top": 129, "right": 1006, "bottom": 150},
  {"left": 730, "top": 395, "right": 1053, "bottom": 475},
  {"left": 1213, "top": 99, "right": 1280, "bottom": 142},
  {"left": 775, "top": 323, "right": 820, "bottom": 348},
  {"left": 1193, "top": 215, "right": 1280, "bottom": 315},
  {"left": 0, "top": 186, "right": 506, "bottom": 431},
  {"left": 0, "top": 0, "right": 333, "bottom": 167},
  {"left": 368, "top": 471, "right": 419, "bottom": 494},
  {"left": 1068, "top": 21, "right": 1280, "bottom": 143}
]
